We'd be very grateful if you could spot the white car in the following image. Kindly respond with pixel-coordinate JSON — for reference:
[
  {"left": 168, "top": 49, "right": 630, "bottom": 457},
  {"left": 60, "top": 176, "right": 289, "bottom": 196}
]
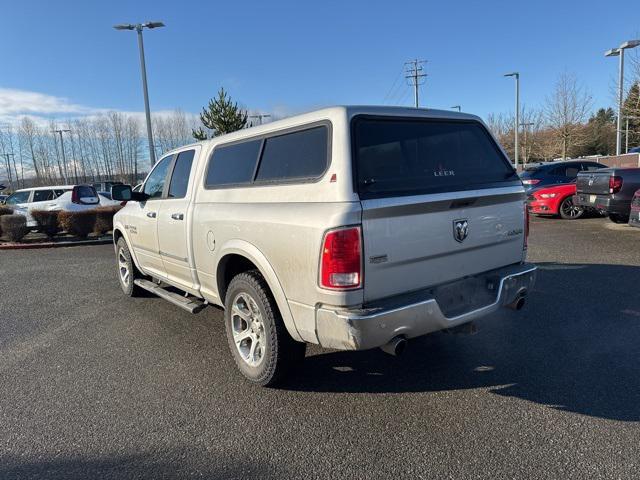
[{"left": 4, "top": 185, "right": 100, "bottom": 227}]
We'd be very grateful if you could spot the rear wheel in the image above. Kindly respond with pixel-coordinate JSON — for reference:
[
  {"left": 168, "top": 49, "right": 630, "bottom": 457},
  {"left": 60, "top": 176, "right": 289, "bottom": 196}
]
[
  {"left": 224, "top": 270, "right": 306, "bottom": 386},
  {"left": 609, "top": 213, "right": 629, "bottom": 224},
  {"left": 559, "top": 196, "right": 583, "bottom": 220},
  {"left": 116, "top": 237, "right": 143, "bottom": 297}
]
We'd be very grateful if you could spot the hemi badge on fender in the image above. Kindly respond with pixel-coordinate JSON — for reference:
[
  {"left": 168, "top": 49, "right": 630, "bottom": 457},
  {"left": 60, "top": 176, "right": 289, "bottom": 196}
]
[{"left": 369, "top": 255, "right": 388, "bottom": 264}]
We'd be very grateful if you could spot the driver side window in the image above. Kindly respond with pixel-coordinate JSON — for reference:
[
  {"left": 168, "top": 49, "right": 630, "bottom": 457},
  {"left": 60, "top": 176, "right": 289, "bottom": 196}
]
[{"left": 143, "top": 155, "right": 173, "bottom": 199}]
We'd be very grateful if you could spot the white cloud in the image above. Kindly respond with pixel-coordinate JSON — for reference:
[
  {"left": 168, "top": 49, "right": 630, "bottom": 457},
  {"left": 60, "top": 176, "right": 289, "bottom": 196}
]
[{"left": 0, "top": 88, "right": 92, "bottom": 116}]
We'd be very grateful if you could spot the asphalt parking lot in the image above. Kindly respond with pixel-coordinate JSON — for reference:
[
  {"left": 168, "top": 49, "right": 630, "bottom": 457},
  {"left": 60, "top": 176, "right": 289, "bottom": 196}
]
[{"left": 1, "top": 216, "right": 639, "bottom": 479}]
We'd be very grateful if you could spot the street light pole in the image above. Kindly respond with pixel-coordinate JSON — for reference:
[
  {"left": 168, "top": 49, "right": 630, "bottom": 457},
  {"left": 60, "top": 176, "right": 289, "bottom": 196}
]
[
  {"left": 504, "top": 72, "right": 520, "bottom": 168},
  {"left": 605, "top": 40, "right": 640, "bottom": 155},
  {"left": 451, "top": 105, "right": 461, "bottom": 112},
  {"left": 114, "top": 21, "right": 165, "bottom": 167}
]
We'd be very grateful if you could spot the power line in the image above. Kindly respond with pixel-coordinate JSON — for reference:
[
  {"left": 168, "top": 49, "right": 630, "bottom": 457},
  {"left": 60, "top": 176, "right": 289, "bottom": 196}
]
[
  {"left": 382, "top": 65, "right": 405, "bottom": 105},
  {"left": 405, "top": 59, "right": 427, "bottom": 108}
]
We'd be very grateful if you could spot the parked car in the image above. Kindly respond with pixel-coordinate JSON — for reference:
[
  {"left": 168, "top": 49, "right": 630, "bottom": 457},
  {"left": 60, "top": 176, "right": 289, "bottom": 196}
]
[
  {"left": 0, "top": 194, "right": 8, "bottom": 203},
  {"left": 575, "top": 167, "right": 640, "bottom": 223},
  {"left": 4, "top": 185, "right": 100, "bottom": 227},
  {"left": 92, "top": 181, "right": 123, "bottom": 192},
  {"left": 51, "top": 188, "right": 122, "bottom": 211},
  {"left": 520, "top": 160, "right": 607, "bottom": 190},
  {"left": 111, "top": 105, "right": 536, "bottom": 386},
  {"left": 97, "top": 192, "right": 123, "bottom": 206},
  {"left": 628, "top": 189, "right": 640, "bottom": 227},
  {"left": 527, "top": 182, "right": 584, "bottom": 219}
]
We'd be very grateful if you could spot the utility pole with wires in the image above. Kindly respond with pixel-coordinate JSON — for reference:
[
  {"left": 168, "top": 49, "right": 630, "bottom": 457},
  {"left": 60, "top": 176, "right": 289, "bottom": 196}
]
[
  {"left": 249, "top": 114, "right": 272, "bottom": 126},
  {"left": 405, "top": 59, "right": 427, "bottom": 108}
]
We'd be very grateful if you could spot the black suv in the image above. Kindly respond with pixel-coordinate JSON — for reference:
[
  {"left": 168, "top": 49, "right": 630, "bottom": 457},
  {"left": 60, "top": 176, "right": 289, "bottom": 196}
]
[{"left": 520, "top": 160, "right": 607, "bottom": 191}]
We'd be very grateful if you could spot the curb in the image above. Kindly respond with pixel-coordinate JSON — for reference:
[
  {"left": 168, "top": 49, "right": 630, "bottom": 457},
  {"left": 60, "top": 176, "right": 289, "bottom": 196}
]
[{"left": 0, "top": 236, "right": 113, "bottom": 250}]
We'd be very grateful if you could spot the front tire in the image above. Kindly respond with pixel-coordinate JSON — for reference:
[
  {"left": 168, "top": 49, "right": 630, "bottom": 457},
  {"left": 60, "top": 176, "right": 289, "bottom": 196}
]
[
  {"left": 116, "top": 237, "right": 143, "bottom": 297},
  {"left": 559, "top": 196, "right": 583, "bottom": 220},
  {"left": 609, "top": 213, "right": 629, "bottom": 224},
  {"left": 224, "top": 270, "right": 306, "bottom": 386}
]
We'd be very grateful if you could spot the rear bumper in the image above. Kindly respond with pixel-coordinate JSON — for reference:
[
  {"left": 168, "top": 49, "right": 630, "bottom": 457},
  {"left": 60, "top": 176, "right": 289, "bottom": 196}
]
[
  {"left": 575, "top": 194, "right": 629, "bottom": 215},
  {"left": 316, "top": 263, "right": 537, "bottom": 350}
]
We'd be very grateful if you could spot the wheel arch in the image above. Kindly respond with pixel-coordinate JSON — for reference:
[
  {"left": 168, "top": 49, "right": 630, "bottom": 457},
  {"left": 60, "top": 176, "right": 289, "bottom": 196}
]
[
  {"left": 113, "top": 227, "right": 144, "bottom": 272},
  {"left": 216, "top": 240, "right": 302, "bottom": 342}
]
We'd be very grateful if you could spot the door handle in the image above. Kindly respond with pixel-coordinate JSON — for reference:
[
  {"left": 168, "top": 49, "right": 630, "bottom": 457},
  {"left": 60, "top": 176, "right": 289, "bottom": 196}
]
[
  {"left": 171, "top": 213, "right": 184, "bottom": 221},
  {"left": 147, "top": 211, "right": 157, "bottom": 218}
]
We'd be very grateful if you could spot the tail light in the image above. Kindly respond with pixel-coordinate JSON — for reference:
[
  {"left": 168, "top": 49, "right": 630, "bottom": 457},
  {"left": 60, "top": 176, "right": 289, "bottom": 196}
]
[
  {"left": 71, "top": 186, "right": 80, "bottom": 204},
  {"left": 320, "top": 226, "right": 362, "bottom": 289},
  {"left": 609, "top": 176, "right": 623, "bottom": 194},
  {"left": 522, "top": 179, "right": 540, "bottom": 186},
  {"left": 524, "top": 203, "right": 529, "bottom": 250}
]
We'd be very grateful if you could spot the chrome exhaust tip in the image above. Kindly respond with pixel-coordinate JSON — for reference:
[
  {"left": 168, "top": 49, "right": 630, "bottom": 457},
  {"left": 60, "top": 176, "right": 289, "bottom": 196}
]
[
  {"left": 380, "top": 336, "right": 407, "bottom": 356},
  {"left": 508, "top": 291, "right": 527, "bottom": 311}
]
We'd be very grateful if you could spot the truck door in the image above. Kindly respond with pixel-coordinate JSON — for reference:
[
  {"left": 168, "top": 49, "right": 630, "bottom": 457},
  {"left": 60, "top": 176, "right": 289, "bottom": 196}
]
[
  {"left": 157, "top": 148, "right": 198, "bottom": 289},
  {"left": 129, "top": 154, "right": 174, "bottom": 279}
]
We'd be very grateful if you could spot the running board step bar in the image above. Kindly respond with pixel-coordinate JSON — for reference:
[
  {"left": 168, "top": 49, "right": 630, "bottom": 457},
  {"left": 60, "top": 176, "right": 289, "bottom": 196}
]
[{"left": 134, "top": 279, "right": 206, "bottom": 314}]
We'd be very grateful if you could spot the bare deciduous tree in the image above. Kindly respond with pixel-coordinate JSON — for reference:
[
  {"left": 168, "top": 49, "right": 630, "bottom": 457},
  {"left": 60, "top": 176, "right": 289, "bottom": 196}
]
[{"left": 545, "top": 73, "right": 592, "bottom": 159}]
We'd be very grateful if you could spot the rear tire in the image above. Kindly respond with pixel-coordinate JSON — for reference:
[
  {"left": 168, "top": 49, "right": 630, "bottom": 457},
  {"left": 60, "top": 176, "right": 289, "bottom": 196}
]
[
  {"left": 559, "top": 196, "right": 583, "bottom": 220},
  {"left": 609, "top": 214, "right": 629, "bottom": 224},
  {"left": 224, "top": 270, "right": 306, "bottom": 387},
  {"left": 116, "top": 237, "right": 143, "bottom": 297}
]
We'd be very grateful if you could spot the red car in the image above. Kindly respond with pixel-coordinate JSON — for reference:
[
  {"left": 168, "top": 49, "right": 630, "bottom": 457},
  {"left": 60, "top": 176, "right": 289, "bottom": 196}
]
[{"left": 527, "top": 183, "right": 584, "bottom": 219}]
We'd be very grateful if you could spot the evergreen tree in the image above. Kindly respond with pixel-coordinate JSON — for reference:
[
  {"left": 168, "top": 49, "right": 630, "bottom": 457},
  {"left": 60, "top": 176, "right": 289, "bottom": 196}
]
[
  {"left": 622, "top": 82, "right": 640, "bottom": 150},
  {"left": 192, "top": 88, "right": 248, "bottom": 140},
  {"left": 578, "top": 107, "right": 616, "bottom": 156}
]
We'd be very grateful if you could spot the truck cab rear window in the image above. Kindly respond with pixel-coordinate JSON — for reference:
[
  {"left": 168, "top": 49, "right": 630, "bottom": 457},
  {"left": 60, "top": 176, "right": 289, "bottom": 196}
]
[{"left": 353, "top": 117, "right": 518, "bottom": 198}]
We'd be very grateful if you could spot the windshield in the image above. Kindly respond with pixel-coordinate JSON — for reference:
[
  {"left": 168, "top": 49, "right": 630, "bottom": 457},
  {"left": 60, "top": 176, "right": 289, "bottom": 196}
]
[{"left": 353, "top": 117, "right": 518, "bottom": 198}]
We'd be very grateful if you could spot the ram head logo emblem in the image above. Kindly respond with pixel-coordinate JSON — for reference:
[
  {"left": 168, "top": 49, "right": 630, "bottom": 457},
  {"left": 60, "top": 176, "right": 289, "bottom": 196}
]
[{"left": 453, "top": 219, "right": 469, "bottom": 243}]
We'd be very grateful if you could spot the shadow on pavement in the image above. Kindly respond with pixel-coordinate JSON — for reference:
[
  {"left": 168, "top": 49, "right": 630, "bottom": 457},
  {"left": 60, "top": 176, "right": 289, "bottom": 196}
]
[
  {"left": 0, "top": 450, "right": 285, "bottom": 480},
  {"left": 285, "top": 263, "right": 640, "bottom": 422}
]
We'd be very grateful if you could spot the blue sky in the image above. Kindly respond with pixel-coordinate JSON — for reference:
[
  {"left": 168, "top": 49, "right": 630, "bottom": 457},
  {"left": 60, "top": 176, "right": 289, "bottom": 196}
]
[{"left": 0, "top": 0, "right": 638, "bottom": 122}]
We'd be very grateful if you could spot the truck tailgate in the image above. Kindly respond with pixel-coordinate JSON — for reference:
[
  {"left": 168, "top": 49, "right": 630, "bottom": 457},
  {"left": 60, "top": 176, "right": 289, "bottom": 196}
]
[
  {"left": 361, "top": 188, "right": 525, "bottom": 302},
  {"left": 576, "top": 172, "right": 611, "bottom": 194}
]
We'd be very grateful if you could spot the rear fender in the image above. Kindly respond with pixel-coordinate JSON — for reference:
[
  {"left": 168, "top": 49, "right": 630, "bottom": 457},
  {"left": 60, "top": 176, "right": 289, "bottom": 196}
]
[{"left": 218, "top": 239, "right": 303, "bottom": 342}]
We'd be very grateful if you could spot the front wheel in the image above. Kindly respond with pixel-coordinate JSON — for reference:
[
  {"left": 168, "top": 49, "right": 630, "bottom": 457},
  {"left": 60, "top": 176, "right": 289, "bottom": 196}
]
[
  {"left": 224, "top": 270, "right": 306, "bottom": 386},
  {"left": 116, "top": 237, "right": 143, "bottom": 297},
  {"left": 558, "top": 196, "right": 584, "bottom": 220},
  {"left": 609, "top": 213, "right": 630, "bottom": 224}
]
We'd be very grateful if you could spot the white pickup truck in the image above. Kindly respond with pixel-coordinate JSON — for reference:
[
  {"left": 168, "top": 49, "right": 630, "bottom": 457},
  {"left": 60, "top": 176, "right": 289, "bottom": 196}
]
[{"left": 111, "top": 106, "right": 536, "bottom": 386}]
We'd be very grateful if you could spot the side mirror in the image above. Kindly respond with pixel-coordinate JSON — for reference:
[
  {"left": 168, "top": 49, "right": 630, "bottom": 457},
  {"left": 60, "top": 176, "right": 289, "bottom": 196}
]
[
  {"left": 112, "top": 184, "right": 148, "bottom": 202},
  {"left": 111, "top": 184, "right": 133, "bottom": 201}
]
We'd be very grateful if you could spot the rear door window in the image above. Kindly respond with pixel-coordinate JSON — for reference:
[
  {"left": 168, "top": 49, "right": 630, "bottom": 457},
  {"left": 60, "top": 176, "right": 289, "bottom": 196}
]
[
  {"left": 206, "top": 140, "right": 261, "bottom": 187},
  {"left": 168, "top": 150, "right": 195, "bottom": 198},
  {"left": 353, "top": 117, "right": 517, "bottom": 198},
  {"left": 32, "top": 190, "right": 55, "bottom": 202},
  {"left": 564, "top": 166, "right": 580, "bottom": 177},
  {"left": 255, "top": 126, "right": 328, "bottom": 182}
]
